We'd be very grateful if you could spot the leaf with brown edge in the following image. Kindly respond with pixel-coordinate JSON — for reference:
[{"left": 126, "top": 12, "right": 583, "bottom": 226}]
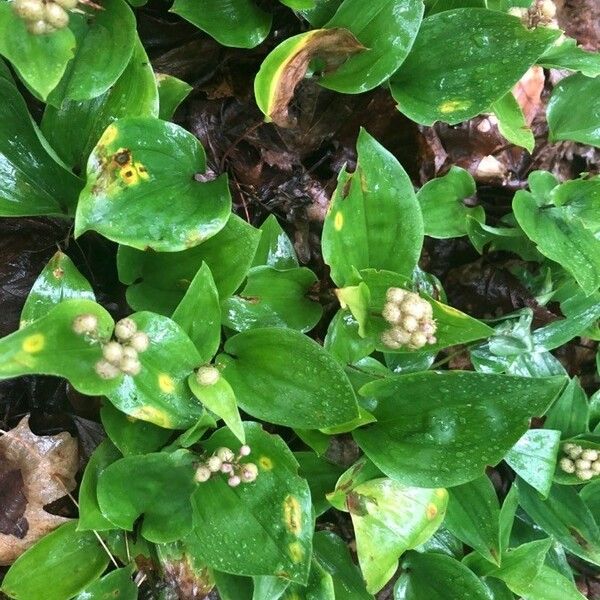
[
  {"left": 0, "top": 416, "right": 78, "bottom": 565},
  {"left": 254, "top": 28, "right": 365, "bottom": 127}
]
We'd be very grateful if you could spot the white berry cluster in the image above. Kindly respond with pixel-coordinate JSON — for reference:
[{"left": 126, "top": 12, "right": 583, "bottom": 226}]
[
  {"left": 12, "top": 0, "right": 77, "bottom": 35},
  {"left": 72, "top": 314, "right": 150, "bottom": 379},
  {"left": 509, "top": 0, "right": 557, "bottom": 27},
  {"left": 380, "top": 288, "right": 437, "bottom": 350},
  {"left": 559, "top": 443, "right": 600, "bottom": 481},
  {"left": 194, "top": 445, "right": 257, "bottom": 487}
]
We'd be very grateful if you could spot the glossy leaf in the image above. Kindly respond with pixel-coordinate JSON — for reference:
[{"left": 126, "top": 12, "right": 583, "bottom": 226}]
[
  {"left": 42, "top": 38, "right": 159, "bottom": 173},
  {"left": 0, "top": 299, "right": 118, "bottom": 396},
  {"left": 105, "top": 311, "right": 204, "bottom": 429},
  {"left": 354, "top": 372, "right": 565, "bottom": 487},
  {"left": 540, "top": 38, "right": 600, "bottom": 78},
  {"left": 319, "top": 0, "right": 424, "bottom": 93},
  {"left": 252, "top": 215, "right": 298, "bottom": 270},
  {"left": 324, "top": 309, "right": 375, "bottom": 365},
  {"left": 394, "top": 551, "right": 491, "bottom": 599},
  {"left": 517, "top": 479, "right": 600, "bottom": 565},
  {"left": 20, "top": 251, "right": 94, "bottom": 328},
  {"left": 322, "top": 130, "right": 424, "bottom": 286},
  {"left": 47, "top": 0, "right": 136, "bottom": 104},
  {"left": 492, "top": 92, "right": 535, "bottom": 153},
  {"left": 544, "top": 377, "right": 589, "bottom": 439},
  {"left": 518, "top": 565, "right": 587, "bottom": 600},
  {"left": 295, "top": 452, "right": 345, "bottom": 516},
  {"left": 346, "top": 478, "right": 447, "bottom": 593},
  {"left": 191, "top": 423, "right": 313, "bottom": 583},
  {"left": 416, "top": 166, "right": 482, "bottom": 238},
  {"left": 171, "top": 262, "right": 221, "bottom": 363},
  {"left": 282, "top": 559, "right": 335, "bottom": 599},
  {"left": 118, "top": 215, "right": 261, "bottom": 314},
  {"left": 327, "top": 457, "right": 384, "bottom": 511},
  {"left": 217, "top": 327, "right": 359, "bottom": 429},
  {"left": 97, "top": 449, "right": 196, "bottom": 543},
  {"left": 390, "top": 8, "right": 559, "bottom": 125},
  {"left": 157, "top": 73, "right": 192, "bottom": 120},
  {"left": 0, "top": 521, "right": 109, "bottom": 600},
  {"left": 504, "top": 429, "right": 560, "bottom": 497},
  {"left": 75, "top": 117, "right": 231, "bottom": 252},
  {"left": 172, "top": 0, "right": 272, "bottom": 48},
  {"left": 300, "top": 0, "right": 343, "bottom": 26},
  {"left": 0, "top": 2, "right": 75, "bottom": 99},
  {"left": 0, "top": 77, "right": 83, "bottom": 216},
  {"left": 444, "top": 476, "right": 501, "bottom": 564},
  {"left": 74, "top": 567, "right": 137, "bottom": 600},
  {"left": 222, "top": 266, "right": 322, "bottom": 333}
]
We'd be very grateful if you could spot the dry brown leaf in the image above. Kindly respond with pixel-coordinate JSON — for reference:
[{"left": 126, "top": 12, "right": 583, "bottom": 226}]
[
  {"left": 512, "top": 66, "right": 545, "bottom": 125},
  {"left": 0, "top": 415, "right": 78, "bottom": 565}
]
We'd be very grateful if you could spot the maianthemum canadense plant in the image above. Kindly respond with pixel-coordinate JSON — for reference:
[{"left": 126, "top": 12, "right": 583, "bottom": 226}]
[{"left": 0, "top": 0, "right": 600, "bottom": 598}]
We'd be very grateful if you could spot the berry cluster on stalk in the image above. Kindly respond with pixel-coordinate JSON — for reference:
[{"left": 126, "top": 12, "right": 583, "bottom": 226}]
[
  {"left": 380, "top": 288, "right": 437, "bottom": 350},
  {"left": 12, "top": 0, "right": 77, "bottom": 35},
  {"left": 559, "top": 443, "right": 600, "bottom": 481},
  {"left": 194, "top": 445, "right": 258, "bottom": 487}
]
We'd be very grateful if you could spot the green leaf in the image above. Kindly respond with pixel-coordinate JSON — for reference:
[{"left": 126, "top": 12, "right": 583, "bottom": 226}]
[
  {"left": 518, "top": 565, "right": 586, "bottom": 600},
  {"left": 0, "top": 299, "right": 118, "bottom": 396},
  {"left": 517, "top": 479, "right": 600, "bottom": 565},
  {"left": 425, "top": 0, "right": 486, "bottom": 14},
  {"left": 504, "top": 429, "right": 561, "bottom": 497},
  {"left": 544, "top": 377, "right": 589, "bottom": 438},
  {"left": 547, "top": 74, "right": 600, "bottom": 147},
  {"left": 353, "top": 372, "right": 565, "bottom": 487},
  {"left": 253, "top": 576, "right": 289, "bottom": 600},
  {"left": 444, "top": 476, "right": 501, "bottom": 564},
  {"left": 171, "top": 0, "right": 272, "bottom": 48},
  {"left": 172, "top": 262, "right": 221, "bottom": 363},
  {"left": 513, "top": 190, "right": 600, "bottom": 295},
  {"left": 580, "top": 479, "right": 600, "bottom": 519},
  {"left": 105, "top": 311, "right": 204, "bottom": 429},
  {"left": 346, "top": 478, "right": 448, "bottom": 593},
  {"left": 97, "top": 449, "right": 196, "bottom": 543},
  {"left": 156, "top": 73, "right": 192, "bottom": 120},
  {"left": 47, "top": 0, "right": 136, "bottom": 104},
  {"left": 74, "top": 567, "right": 137, "bottom": 600},
  {"left": 188, "top": 371, "right": 245, "bottom": 443},
  {"left": 324, "top": 310, "right": 375, "bottom": 365},
  {"left": 191, "top": 423, "right": 313, "bottom": 583},
  {"left": 20, "top": 251, "right": 94, "bottom": 328},
  {"left": 118, "top": 215, "right": 261, "bottom": 314},
  {"left": 322, "top": 130, "right": 424, "bottom": 286},
  {"left": 78, "top": 439, "right": 122, "bottom": 531},
  {"left": 539, "top": 38, "right": 600, "bottom": 78},
  {"left": 280, "top": 0, "right": 316, "bottom": 7},
  {"left": 0, "top": 77, "right": 83, "bottom": 216},
  {"left": 492, "top": 92, "right": 535, "bottom": 153},
  {"left": 0, "top": 2, "right": 75, "bottom": 99},
  {"left": 295, "top": 452, "right": 345, "bottom": 516},
  {"left": 75, "top": 117, "right": 231, "bottom": 252},
  {"left": 327, "top": 457, "right": 383, "bottom": 511},
  {"left": 282, "top": 559, "right": 335, "bottom": 599},
  {"left": 100, "top": 401, "right": 172, "bottom": 456},
  {"left": 222, "top": 266, "right": 322, "bottom": 333},
  {"left": 390, "top": 8, "right": 559, "bottom": 125},
  {"left": 217, "top": 327, "right": 359, "bottom": 429},
  {"left": 42, "top": 38, "right": 159, "bottom": 173},
  {"left": 319, "top": 0, "right": 424, "bottom": 93},
  {"left": 417, "top": 166, "right": 482, "bottom": 238},
  {"left": 0, "top": 521, "right": 109, "bottom": 600},
  {"left": 394, "top": 551, "right": 491, "bottom": 599},
  {"left": 300, "top": 0, "right": 343, "bottom": 26},
  {"left": 252, "top": 215, "right": 298, "bottom": 270},
  {"left": 313, "top": 531, "right": 373, "bottom": 600}
]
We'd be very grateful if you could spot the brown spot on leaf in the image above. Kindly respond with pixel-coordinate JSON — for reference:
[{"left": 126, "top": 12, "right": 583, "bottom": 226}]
[
  {"left": 113, "top": 148, "right": 132, "bottom": 166},
  {"left": 0, "top": 470, "right": 28, "bottom": 538}
]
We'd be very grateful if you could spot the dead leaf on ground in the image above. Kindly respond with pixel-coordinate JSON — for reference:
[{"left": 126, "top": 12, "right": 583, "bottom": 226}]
[{"left": 0, "top": 415, "right": 78, "bottom": 565}]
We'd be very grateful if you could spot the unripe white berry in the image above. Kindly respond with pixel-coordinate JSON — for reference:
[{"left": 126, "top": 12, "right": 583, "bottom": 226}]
[
  {"left": 575, "top": 459, "right": 592, "bottom": 470},
  {"left": 422, "top": 321, "right": 437, "bottom": 336},
  {"left": 239, "top": 445, "right": 251, "bottom": 456},
  {"left": 563, "top": 442, "right": 576, "bottom": 452},
  {"left": 577, "top": 469, "right": 594, "bottom": 481},
  {"left": 114, "top": 318, "right": 137, "bottom": 341},
  {"left": 540, "top": 0, "right": 556, "bottom": 19},
  {"left": 207, "top": 456, "right": 222, "bottom": 472},
  {"left": 120, "top": 356, "right": 141, "bottom": 376},
  {"left": 381, "top": 330, "right": 401, "bottom": 349},
  {"left": 581, "top": 449, "right": 599, "bottom": 462},
  {"left": 13, "top": 0, "right": 44, "bottom": 21},
  {"left": 94, "top": 359, "right": 120, "bottom": 380},
  {"left": 410, "top": 332, "right": 427, "bottom": 349},
  {"left": 196, "top": 365, "right": 220, "bottom": 386},
  {"left": 194, "top": 465, "right": 211, "bottom": 483},
  {"left": 102, "top": 341, "right": 123, "bottom": 365},
  {"left": 228, "top": 475, "right": 241, "bottom": 487},
  {"left": 566, "top": 445, "right": 583, "bottom": 459},
  {"left": 386, "top": 287, "right": 406, "bottom": 304},
  {"left": 54, "top": 0, "right": 78, "bottom": 8},
  {"left": 44, "top": 2, "right": 68, "bottom": 28},
  {"left": 122, "top": 345, "right": 138, "bottom": 360},
  {"left": 401, "top": 316, "right": 418, "bottom": 333},
  {"left": 221, "top": 463, "right": 233, "bottom": 474},
  {"left": 216, "top": 447, "right": 235, "bottom": 462},
  {"left": 129, "top": 331, "right": 150, "bottom": 353},
  {"left": 72, "top": 313, "right": 98, "bottom": 335},
  {"left": 427, "top": 335, "right": 437, "bottom": 345},
  {"left": 559, "top": 458, "right": 576, "bottom": 473},
  {"left": 592, "top": 461, "right": 600, "bottom": 474},
  {"left": 240, "top": 463, "right": 258, "bottom": 483},
  {"left": 402, "top": 298, "right": 427, "bottom": 320},
  {"left": 26, "top": 19, "right": 52, "bottom": 34},
  {"left": 381, "top": 302, "right": 402, "bottom": 324}
]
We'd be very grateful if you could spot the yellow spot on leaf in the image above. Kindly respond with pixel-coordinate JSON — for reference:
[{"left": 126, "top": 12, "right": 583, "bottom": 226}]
[
  {"left": 22, "top": 334, "right": 45, "bottom": 354},
  {"left": 119, "top": 165, "right": 140, "bottom": 186},
  {"left": 288, "top": 541, "right": 304, "bottom": 563},
  {"left": 259, "top": 456, "right": 273, "bottom": 470},
  {"left": 334, "top": 211, "right": 344, "bottom": 231},
  {"left": 52, "top": 267, "right": 64, "bottom": 279},
  {"left": 99, "top": 125, "right": 118, "bottom": 147},
  {"left": 158, "top": 374, "right": 175, "bottom": 394},
  {"left": 439, "top": 99, "right": 472, "bottom": 114},
  {"left": 283, "top": 495, "right": 302, "bottom": 536},
  {"left": 435, "top": 488, "right": 447, "bottom": 500},
  {"left": 426, "top": 503, "right": 439, "bottom": 520},
  {"left": 129, "top": 406, "right": 173, "bottom": 428},
  {"left": 135, "top": 162, "right": 149, "bottom": 181}
]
